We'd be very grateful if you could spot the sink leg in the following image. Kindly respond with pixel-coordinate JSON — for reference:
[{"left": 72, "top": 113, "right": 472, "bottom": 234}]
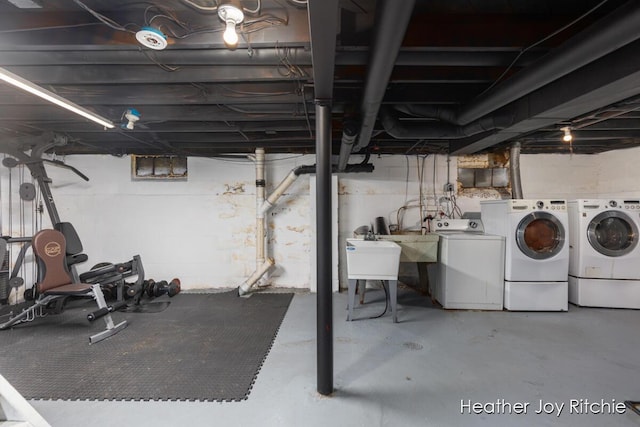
[
  {"left": 358, "top": 279, "right": 366, "bottom": 304},
  {"left": 347, "top": 279, "right": 357, "bottom": 321},
  {"left": 389, "top": 279, "right": 398, "bottom": 323}
]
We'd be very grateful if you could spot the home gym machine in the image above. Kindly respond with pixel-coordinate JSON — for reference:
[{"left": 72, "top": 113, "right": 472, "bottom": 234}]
[{"left": 0, "top": 133, "right": 164, "bottom": 337}]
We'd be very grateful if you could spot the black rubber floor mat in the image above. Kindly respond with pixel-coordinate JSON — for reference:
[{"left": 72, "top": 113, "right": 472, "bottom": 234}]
[
  {"left": 0, "top": 291, "right": 293, "bottom": 402},
  {"left": 120, "top": 300, "right": 171, "bottom": 313}
]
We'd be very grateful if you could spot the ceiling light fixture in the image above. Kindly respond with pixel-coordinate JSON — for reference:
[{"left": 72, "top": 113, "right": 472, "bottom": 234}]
[
  {"left": 561, "top": 126, "right": 573, "bottom": 142},
  {"left": 218, "top": 0, "right": 244, "bottom": 48},
  {"left": 0, "top": 66, "right": 115, "bottom": 129}
]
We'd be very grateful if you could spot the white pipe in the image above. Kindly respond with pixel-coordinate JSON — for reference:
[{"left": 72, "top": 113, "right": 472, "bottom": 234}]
[
  {"left": 260, "top": 170, "right": 299, "bottom": 215},
  {"left": 238, "top": 258, "right": 274, "bottom": 296},
  {"left": 239, "top": 152, "right": 304, "bottom": 296},
  {"left": 238, "top": 148, "right": 274, "bottom": 296},
  {"left": 256, "top": 148, "right": 266, "bottom": 265}
]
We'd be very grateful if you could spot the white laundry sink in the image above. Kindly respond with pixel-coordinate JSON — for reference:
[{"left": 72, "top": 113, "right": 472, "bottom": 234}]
[{"left": 345, "top": 238, "right": 402, "bottom": 280}]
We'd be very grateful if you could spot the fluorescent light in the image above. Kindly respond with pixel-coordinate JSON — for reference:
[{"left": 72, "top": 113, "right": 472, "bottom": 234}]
[
  {"left": 6, "top": 0, "right": 42, "bottom": 8},
  {"left": 0, "top": 66, "right": 115, "bottom": 129}
]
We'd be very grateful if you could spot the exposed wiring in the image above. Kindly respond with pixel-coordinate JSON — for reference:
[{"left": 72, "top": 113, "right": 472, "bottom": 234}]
[
  {"left": 179, "top": 0, "right": 219, "bottom": 13},
  {"left": 145, "top": 5, "right": 192, "bottom": 37},
  {"left": 404, "top": 155, "right": 410, "bottom": 205},
  {"left": 275, "top": 43, "right": 309, "bottom": 79},
  {"left": 219, "top": 85, "right": 295, "bottom": 98},
  {"left": 0, "top": 23, "right": 103, "bottom": 34},
  {"left": 138, "top": 47, "right": 181, "bottom": 72},
  {"left": 206, "top": 154, "right": 306, "bottom": 164},
  {"left": 478, "top": 0, "right": 609, "bottom": 96},
  {"left": 298, "top": 82, "right": 313, "bottom": 138},
  {"left": 72, "top": 0, "right": 138, "bottom": 34},
  {"left": 243, "top": 0, "right": 262, "bottom": 15},
  {"left": 365, "top": 281, "right": 389, "bottom": 320}
]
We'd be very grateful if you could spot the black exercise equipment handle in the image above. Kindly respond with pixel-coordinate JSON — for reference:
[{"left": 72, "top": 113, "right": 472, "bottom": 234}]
[{"left": 87, "top": 301, "right": 127, "bottom": 322}]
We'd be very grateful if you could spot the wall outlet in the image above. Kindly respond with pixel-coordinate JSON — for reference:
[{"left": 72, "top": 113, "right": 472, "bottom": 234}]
[{"left": 443, "top": 183, "right": 454, "bottom": 192}]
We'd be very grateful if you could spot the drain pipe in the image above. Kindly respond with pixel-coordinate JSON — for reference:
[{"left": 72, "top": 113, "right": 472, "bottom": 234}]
[
  {"left": 239, "top": 158, "right": 310, "bottom": 296},
  {"left": 239, "top": 148, "right": 275, "bottom": 296},
  {"left": 256, "top": 148, "right": 267, "bottom": 269},
  {"left": 336, "top": 0, "right": 415, "bottom": 168},
  {"left": 510, "top": 142, "right": 524, "bottom": 199},
  {"left": 336, "top": 122, "right": 358, "bottom": 172},
  {"left": 238, "top": 158, "right": 374, "bottom": 296}
]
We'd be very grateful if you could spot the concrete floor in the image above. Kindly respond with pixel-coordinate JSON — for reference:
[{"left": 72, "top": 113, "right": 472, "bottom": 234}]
[{"left": 29, "top": 287, "right": 640, "bottom": 427}]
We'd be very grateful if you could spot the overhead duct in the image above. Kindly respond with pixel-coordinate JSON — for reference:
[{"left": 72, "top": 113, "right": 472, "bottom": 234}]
[
  {"left": 509, "top": 142, "right": 523, "bottom": 199},
  {"left": 336, "top": 122, "right": 358, "bottom": 172},
  {"left": 336, "top": 0, "right": 415, "bottom": 170},
  {"left": 381, "top": 0, "right": 640, "bottom": 146},
  {"left": 456, "top": 0, "right": 640, "bottom": 126},
  {"left": 380, "top": 106, "right": 514, "bottom": 140}
]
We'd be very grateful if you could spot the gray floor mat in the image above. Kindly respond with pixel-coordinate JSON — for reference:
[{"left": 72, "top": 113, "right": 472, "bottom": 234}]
[{"left": 0, "top": 292, "right": 293, "bottom": 402}]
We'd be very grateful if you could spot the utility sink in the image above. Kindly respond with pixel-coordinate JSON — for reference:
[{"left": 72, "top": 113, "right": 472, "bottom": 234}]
[
  {"left": 376, "top": 233, "right": 439, "bottom": 263},
  {"left": 345, "top": 238, "right": 402, "bottom": 280}
]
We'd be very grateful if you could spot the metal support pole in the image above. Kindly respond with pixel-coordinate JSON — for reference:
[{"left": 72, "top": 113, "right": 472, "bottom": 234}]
[{"left": 315, "top": 101, "right": 333, "bottom": 395}]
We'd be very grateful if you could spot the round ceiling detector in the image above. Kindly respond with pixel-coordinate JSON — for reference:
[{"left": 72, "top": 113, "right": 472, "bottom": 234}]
[{"left": 136, "top": 27, "right": 168, "bottom": 50}]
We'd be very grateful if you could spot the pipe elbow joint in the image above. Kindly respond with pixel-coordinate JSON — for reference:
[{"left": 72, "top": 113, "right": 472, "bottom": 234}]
[{"left": 238, "top": 281, "right": 252, "bottom": 296}]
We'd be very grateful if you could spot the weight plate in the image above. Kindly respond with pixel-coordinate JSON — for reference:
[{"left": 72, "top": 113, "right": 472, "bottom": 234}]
[
  {"left": 9, "top": 277, "right": 24, "bottom": 288},
  {"left": 19, "top": 183, "right": 37, "bottom": 201}
]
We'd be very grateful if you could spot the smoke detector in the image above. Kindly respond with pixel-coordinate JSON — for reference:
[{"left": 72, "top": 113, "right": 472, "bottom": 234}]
[
  {"left": 135, "top": 27, "right": 168, "bottom": 50},
  {"left": 122, "top": 108, "right": 141, "bottom": 130}
]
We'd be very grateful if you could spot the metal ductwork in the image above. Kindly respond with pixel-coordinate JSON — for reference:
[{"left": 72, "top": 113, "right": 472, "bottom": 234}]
[
  {"left": 381, "top": 0, "right": 640, "bottom": 147},
  {"left": 380, "top": 106, "right": 514, "bottom": 140},
  {"left": 510, "top": 142, "right": 523, "bottom": 199},
  {"left": 336, "top": 121, "right": 358, "bottom": 171},
  {"left": 336, "top": 0, "right": 415, "bottom": 171}
]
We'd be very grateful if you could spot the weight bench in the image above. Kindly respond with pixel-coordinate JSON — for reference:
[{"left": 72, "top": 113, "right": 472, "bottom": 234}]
[
  {"left": 55, "top": 222, "right": 145, "bottom": 303},
  {"left": 0, "top": 229, "right": 127, "bottom": 344}
]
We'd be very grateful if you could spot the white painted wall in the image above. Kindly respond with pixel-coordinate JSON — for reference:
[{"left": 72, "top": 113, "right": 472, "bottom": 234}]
[
  {"left": 592, "top": 146, "right": 640, "bottom": 198},
  {"left": 2, "top": 147, "right": 639, "bottom": 299},
  {"left": 1, "top": 154, "right": 313, "bottom": 296}
]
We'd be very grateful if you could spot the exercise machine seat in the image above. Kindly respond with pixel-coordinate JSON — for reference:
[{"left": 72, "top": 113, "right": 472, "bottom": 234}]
[
  {"left": 1, "top": 229, "right": 127, "bottom": 343},
  {"left": 33, "top": 229, "right": 92, "bottom": 296},
  {"left": 54, "top": 222, "right": 88, "bottom": 267}
]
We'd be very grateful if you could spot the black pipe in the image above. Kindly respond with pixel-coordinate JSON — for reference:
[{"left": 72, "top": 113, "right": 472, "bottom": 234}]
[
  {"left": 294, "top": 163, "right": 375, "bottom": 176},
  {"left": 316, "top": 101, "right": 333, "bottom": 396},
  {"left": 379, "top": 106, "right": 514, "bottom": 140},
  {"left": 353, "top": 0, "right": 416, "bottom": 151},
  {"left": 384, "top": 0, "right": 640, "bottom": 135}
]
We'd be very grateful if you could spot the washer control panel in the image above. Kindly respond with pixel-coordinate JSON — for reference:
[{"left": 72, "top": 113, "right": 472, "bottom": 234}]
[{"left": 432, "top": 218, "right": 484, "bottom": 233}]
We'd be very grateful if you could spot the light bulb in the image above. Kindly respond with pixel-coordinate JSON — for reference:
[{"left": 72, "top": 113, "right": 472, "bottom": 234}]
[
  {"left": 223, "top": 20, "right": 239, "bottom": 47},
  {"left": 561, "top": 127, "right": 573, "bottom": 142}
]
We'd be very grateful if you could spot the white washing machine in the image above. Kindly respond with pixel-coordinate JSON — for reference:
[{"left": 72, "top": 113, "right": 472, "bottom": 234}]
[
  {"left": 568, "top": 199, "right": 640, "bottom": 309},
  {"left": 430, "top": 219, "right": 505, "bottom": 310},
  {"left": 481, "top": 199, "right": 569, "bottom": 311}
]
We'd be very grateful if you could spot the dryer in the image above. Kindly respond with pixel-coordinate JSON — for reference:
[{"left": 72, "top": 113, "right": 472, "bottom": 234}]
[
  {"left": 568, "top": 199, "right": 640, "bottom": 309},
  {"left": 481, "top": 199, "right": 569, "bottom": 311}
]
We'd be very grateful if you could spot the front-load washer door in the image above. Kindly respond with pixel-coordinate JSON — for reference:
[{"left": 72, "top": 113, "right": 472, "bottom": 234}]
[
  {"left": 587, "top": 210, "right": 638, "bottom": 257},
  {"left": 515, "top": 212, "right": 566, "bottom": 260}
]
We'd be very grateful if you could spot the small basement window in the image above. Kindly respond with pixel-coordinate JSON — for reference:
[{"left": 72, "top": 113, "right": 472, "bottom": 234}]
[
  {"left": 458, "top": 167, "right": 509, "bottom": 188},
  {"left": 132, "top": 155, "right": 188, "bottom": 180},
  {"left": 457, "top": 153, "right": 511, "bottom": 193}
]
